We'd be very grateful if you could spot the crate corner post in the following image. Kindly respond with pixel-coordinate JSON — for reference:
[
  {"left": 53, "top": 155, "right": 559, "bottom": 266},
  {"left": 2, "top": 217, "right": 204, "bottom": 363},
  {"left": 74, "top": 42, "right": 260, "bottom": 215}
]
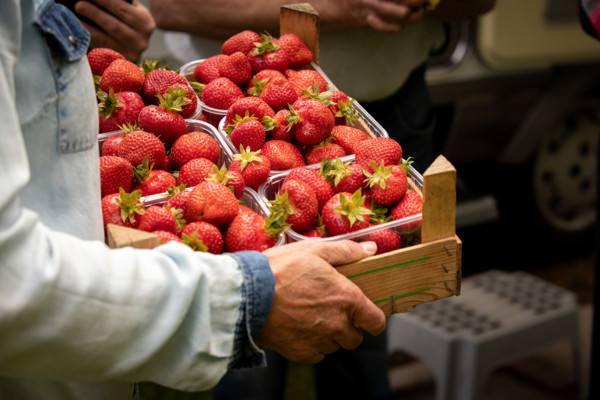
[{"left": 280, "top": 3, "right": 320, "bottom": 63}]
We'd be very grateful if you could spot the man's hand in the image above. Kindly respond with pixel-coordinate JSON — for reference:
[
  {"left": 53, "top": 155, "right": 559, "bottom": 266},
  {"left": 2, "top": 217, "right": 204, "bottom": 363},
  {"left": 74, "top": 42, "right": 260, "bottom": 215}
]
[
  {"left": 364, "top": 0, "right": 429, "bottom": 32},
  {"left": 75, "top": 0, "right": 156, "bottom": 62},
  {"left": 257, "top": 240, "right": 386, "bottom": 364}
]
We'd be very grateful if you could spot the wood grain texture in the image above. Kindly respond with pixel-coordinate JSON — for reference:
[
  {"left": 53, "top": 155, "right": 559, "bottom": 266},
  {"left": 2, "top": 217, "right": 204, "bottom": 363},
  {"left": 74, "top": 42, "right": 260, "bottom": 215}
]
[{"left": 280, "top": 3, "right": 320, "bottom": 63}]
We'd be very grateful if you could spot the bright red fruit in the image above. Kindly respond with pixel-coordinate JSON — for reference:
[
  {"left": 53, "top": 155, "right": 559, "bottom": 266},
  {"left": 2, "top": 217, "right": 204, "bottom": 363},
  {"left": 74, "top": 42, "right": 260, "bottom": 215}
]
[
  {"left": 225, "top": 208, "right": 277, "bottom": 252},
  {"left": 169, "top": 131, "right": 221, "bottom": 169},
  {"left": 87, "top": 47, "right": 125, "bottom": 76},
  {"left": 186, "top": 181, "right": 239, "bottom": 227},
  {"left": 260, "top": 140, "right": 305, "bottom": 171},
  {"left": 138, "top": 205, "right": 177, "bottom": 234},
  {"left": 321, "top": 190, "right": 372, "bottom": 236},
  {"left": 117, "top": 130, "right": 166, "bottom": 168},
  {"left": 181, "top": 221, "right": 224, "bottom": 254},
  {"left": 99, "top": 155, "right": 133, "bottom": 197},
  {"left": 100, "top": 59, "right": 145, "bottom": 93}
]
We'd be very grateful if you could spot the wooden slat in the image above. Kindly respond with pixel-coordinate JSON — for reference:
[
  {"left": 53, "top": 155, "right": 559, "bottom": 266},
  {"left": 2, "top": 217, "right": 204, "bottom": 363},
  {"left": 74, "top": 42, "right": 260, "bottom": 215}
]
[
  {"left": 106, "top": 224, "right": 161, "bottom": 249},
  {"left": 421, "top": 155, "right": 456, "bottom": 243},
  {"left": 280, "top": 3, "right": 320, "bottom": 63}
]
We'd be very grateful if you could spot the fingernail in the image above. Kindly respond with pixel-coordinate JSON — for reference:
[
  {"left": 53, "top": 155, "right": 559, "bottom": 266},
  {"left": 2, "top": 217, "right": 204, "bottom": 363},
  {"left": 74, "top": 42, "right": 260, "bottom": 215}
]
[{"left": 360, "top": 241, "right": 377, "bottom": 254}]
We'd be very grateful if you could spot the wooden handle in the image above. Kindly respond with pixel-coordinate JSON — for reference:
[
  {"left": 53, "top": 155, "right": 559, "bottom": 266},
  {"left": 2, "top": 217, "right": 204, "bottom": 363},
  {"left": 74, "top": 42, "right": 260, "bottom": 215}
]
[{"left": 421, "top": 155, "right": 456, "bottom": 243}]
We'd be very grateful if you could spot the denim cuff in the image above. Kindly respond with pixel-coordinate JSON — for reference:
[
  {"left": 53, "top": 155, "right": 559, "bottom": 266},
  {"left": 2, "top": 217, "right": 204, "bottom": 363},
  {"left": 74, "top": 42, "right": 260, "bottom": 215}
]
[{"left": 228, "top": 251, "right": 275, "bottom": 369}]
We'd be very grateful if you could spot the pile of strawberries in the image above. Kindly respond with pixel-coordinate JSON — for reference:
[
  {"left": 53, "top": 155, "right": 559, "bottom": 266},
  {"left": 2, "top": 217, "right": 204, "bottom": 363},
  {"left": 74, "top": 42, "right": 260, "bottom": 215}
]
[{"left": 262, "top": 137, "right": 423, "bottom": 254}]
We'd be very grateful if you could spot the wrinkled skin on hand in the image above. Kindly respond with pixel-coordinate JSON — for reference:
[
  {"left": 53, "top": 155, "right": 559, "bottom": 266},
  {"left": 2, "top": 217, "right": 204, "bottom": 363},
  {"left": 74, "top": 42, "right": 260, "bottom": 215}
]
[
  {"left": 257, "top": 239, "right": 386, "bottom": 364},
  {"left": 75, "top": 0, "right": 156, "bottom": 62},
  {"left": 364, "top": 0, "right": 429, "bottom": 32}
]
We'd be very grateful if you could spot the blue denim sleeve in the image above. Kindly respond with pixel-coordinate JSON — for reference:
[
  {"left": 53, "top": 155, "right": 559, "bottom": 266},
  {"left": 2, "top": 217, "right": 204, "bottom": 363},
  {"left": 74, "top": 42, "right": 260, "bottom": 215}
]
[{"left": 228, "top": 251, "right": 275, "bottom": 369}]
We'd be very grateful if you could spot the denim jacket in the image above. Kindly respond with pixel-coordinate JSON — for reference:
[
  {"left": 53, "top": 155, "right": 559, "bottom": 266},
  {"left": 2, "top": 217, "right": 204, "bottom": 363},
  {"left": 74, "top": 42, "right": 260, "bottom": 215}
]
[{"left": 0, "top": 1, "right": 274, "bottom": 399}]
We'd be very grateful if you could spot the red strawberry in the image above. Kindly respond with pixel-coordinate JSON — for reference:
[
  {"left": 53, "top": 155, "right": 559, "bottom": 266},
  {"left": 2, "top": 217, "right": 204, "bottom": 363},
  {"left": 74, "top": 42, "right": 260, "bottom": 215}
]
[
  {"left": 101, "top": 133, "right": 125, "bottom": 156},
  {"left": 87, "top": 47, "right": 125, "bottom": 76},
  {"left": 321, "top": 159, "right": 365, "bottom": 194},
  {"left": 260, "top": 140, "right": 305, "bottom": 171},
  {"left": 142, "top": 69, "right": 189, "bottom": 105},
  {"left": 272, "top": 179, "right": 319, "bottom": 233},
  {"left": 200, "top": 77, "right": 245, "bottom": 111},
  {"left": 355, "top": 137, "right": 403, "bottom": 173},
  {"left": 169, "top": 130, "right": 221, "bottom": 169},
  {"left": 270, "top": 108, "right": 294, "bottom": 141},
  {"left": 98, "top": 90, "right": 145, "bottom": 133},
  {"left": 328, "top": 90, "right": 359, "bottom": 126},
  {"left": 186, "top": 180, "right": 239, "bottom": 227},
  {"left": 224, "top": 96, "right": 276, "bottom": 126},
  {"left": 365, "top": 228, "right": 402, "bottom": 255},
  {"left": 390, "top": 189, "right": 423, "bottom": 230},
  {"left": 153, "top": 230, "right": 183, "bottom": 244},
  {"left": 222, "top": 30, "right": 261, "bottom": 56},
  {"left": 100, "top": 58, "right": 145, "bottom": 93},
  {"left": 285, "top": 166, "right": 334, "bottom": 212},
  {"left": 225, "top": 207, "right": 277, "bottom": 252},
  {"left": 305, "top": 141, "right": 346, "bottom": 165},
  {"left": 257, "top": 75, "right": 298, "bottom": 111},
  {"left": 331, "top": 125, "right": 370, "bottom": 154},
  {"left": 176, "top": 157, "right": 217, "bottom": 187},
  {"left": 101, "top": 188, "right": 144, "bottom": 230},
  {"left": 321, "top": 190, "right": 372, "bottom": 236},
  {"left": 287, "top": 69, "right": 329, "bottom": 96},
  {"left": 194, "top": 54, "right": 228, "bottom": 83},
  {"left": 137, "top": 100, "right": 187, "bottom": 146},
  {"left": 365, "top": 162, "right": 408, "bottom": 207},
  {"left": 246, "top": 69, "right": 287, "bottom": 96},
  {"left": 229, "top": 147, "right": 271, "bottom": 190},
  {"left": 246, "top": 34, "right": 289, "bottom": 72},
  {"left": 134, "top": 169, "right": 176, "bottom": 196},
  {"left": 99, "top": 155, "right": 133, "bottom": 197},
  {"left": 287, "top": 98, "right": 335, "bottom": 145},
  {"left": 166, "top": 186, "right": 192, "bottom": 218},
  {"left": 225, "top": 114, "right": 266, "bottom": 152},
  {"left": 138, "top": 205, "right": 177, "bottom": 234},
  {"left": 181, "top": 221, "right": 223, "bottom": 254},
  {"left": 218, "top": 51, "right": 253, "bottom": 85},
  {"left": 117, "top": 130, "right": 166, "bottom": 168},
  {"left": 207, "top": 164, "right": 246, "bottom": 199},
  {"left": 278, "top": 33, "right": 313, "bottom": 69}
]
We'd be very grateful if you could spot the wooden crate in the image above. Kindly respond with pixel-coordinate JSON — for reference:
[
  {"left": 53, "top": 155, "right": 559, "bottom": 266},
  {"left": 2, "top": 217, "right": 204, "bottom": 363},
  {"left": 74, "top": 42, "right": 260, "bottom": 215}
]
[{"left": 107, "top": 3, "right": 462, "bottom": 316}]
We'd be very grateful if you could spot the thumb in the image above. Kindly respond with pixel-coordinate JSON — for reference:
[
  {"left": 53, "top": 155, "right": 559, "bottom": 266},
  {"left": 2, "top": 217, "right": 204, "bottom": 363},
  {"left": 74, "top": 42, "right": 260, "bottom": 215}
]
[{"left": 313, "top": 240, "right": 377, "bottom": 266}]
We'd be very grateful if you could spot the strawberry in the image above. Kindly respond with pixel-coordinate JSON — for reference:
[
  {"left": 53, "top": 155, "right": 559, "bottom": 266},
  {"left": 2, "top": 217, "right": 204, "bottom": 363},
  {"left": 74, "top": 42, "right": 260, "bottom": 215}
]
[
  {"left": 260, "top": 140, "right": 305, "bottom": 171},
  {"left": 365, "top": 228, "right": 402, "bottom": 255},
  {"left": 229, "top": 147, "right": 271, "bottom": 190},
  {"left": 117, "top": 130, "right": 166, "bottom": 168},
  {"left": 142, "top": 69, "right": 189, "bottom": 105},
  {"left": 134, "top": 168, "right": 176, "bottom": 196},
  {"left": 153, "top": 230, "right": 183, "bottom": 244},
  {"left": 176, "top": 157, "right": 217, "bottom": 187},
  {"left": 246, "top": 33, "right": 289, "bottom": 72},
  {"left": 225, "top": 207, "right": 277, "bottom": 252},
  {"left": 246, "top": 69, "right": 287, "bottom": 96},
  {"left": 87, "top": 47, "right": 125, "bottom": 76},
  {"left": 200, "top": 77, "right": 245, "bottom": 111},
  {"left": 329, "top": 90, "right": 359, "bottom": 126},
  {"left": 364, "top": 162, "right": 408, "bottom": 207},
  {"left": 163, "top": 83, "right": 198, "bottom": 119},
  {"left": 277, "top": 33, "right": 313, "bottom": 69},
  {"left": 257, "top": 75, "right": 298, "bottom": 111},
  {"left": 222, "top": 30, "right": 261, "bottom": 56},
  {"left": 207, "top": 164, "right": 245, "bottom": 199},
  {"left": 287, "top": 98, "right": 334, "bottom": 145},
  {"left": 181, "top": 221, "right": 223, "bottom": 254},
  {"left": 100, "top": 58, "right": 145, "bottom": 93},
  {"left": 99, "top": 155, "right": 133, "bottom": 197},
  {"left": 101, "top": 132, "right": 125, "bottom": 156},
  {"left": 331, "top": 125, "right": 370, "bottom": 154},
  {"left": 321, "top": 190, "right": 372, "bottom": 236},
  {"left": 138, "top": 205, "right": 177, "bottom": 234},
  {"left": 285, "top": 166, "right": 334, "bottom": 212},
  {"left": 271, "top": 179, "right": 319, "bottom": 233},
  {"left": 218, "top": 51, "right": 253, "bottom": 85},
  {"left": 101, "top": 188, "right": 145, "bottom": 230},
  {"left": 321, "top": 158, "right": 365, "bottom": 194},
  {"left": 166, "top": 186, "right": 192, "bottom": 222},
  {"left": 194, "top": 54, "right": 228, "bottom": 83},
  {"left": 355, "top": 137, "right": 403, "bottom": 173},
  {"left": 98, "top": 89, "right": 145, "bottom": 133},
  {"left": 225, "top": 114, "right": 266, "bottom": 152},
  {"left": 169, "top": 130, "right": 221, "bottom": 169},
  {"left": 305, "top": 140, "right": 346, "bottom": 165},
  {"left": 287, "top": 69, "right": 329, "bottom": 96},
  {"left": 390, "top": 189, "right": 423, "bottom": 230},
  {"left": 270, "top": 109, "right": 294, "bottom": 141},
  {"left": 186, "top": 180, "right": 239, "bottom": 227},
  {"left": 224, "top": 96, "right": 276, "bottom": 126},
  {"left": 137, "top": 91, "right": 188, "bottom": 146}
]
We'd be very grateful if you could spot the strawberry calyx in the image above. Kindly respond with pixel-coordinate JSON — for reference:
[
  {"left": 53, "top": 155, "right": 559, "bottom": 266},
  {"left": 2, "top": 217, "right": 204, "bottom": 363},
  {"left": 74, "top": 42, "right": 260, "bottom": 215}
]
[
  {"left": 285, "top": 104, "right": 302, "bottom": 127},
  {"left": 333, "top": 188, "right": 372, "bottom": 227},
  {"left": 133, "top": 157, "right": 153, "bottom": 184},
  {"left": 247, "top": 76, "right": 269, "bottom": 97},
  {"left": 364, "top": 161, "right": 393, "bottom": 190},
  {"left": 400, "top": 156, "right": 414, "bottom": 174},
  {"left": 97, "top": 87, "right": 124, "bottom": 119},
  {"left": 166, "top": 183, "right": 187, "bottom": 197},
  {"left": 140, "top": 58, "right": 170, "bottom": 76},
  {"left": 156, "top": 84, "right": 192, "bottom": 113},
  {"left": 261, "top": 115, "right": 278, "bottom": 132},
  {"left": 301, "top": 83, "right": 333, "bottom": 106},
  {"left": 264, "top": 207, "right": 291, "bottom": 237},
  {"left": 117, "top": 122, "right": 140, "bottom": 135},
  {"left": 232, "top": 146, "right": 264, "bottom": 171},
  {"left": 165, "top": 204, "right": 187, "bottom": 231},
  {"left": 182, "top": 230, "right": 209, "bottom": 252},
  {"left": 320, "top": 157, "right": 352, "bottom": 186},
  {"left": 224, "top": 111, "right": 257, "bottom": 135},
  {"left": 206, "top": 164, "right": 237, "bottom": 187},
  {"left": 335, "top": 97, "right": 359, "bottom": 126},
  {"left": 251, "top": 33, "right": 281, "bottom": 55},
  {"left": 115, "top": 187, "right": 145, "bottom": 224},
  {"left": 190, "top": 81, "right": 205, "bottom": 98},
  {"left": 370, "top": 204, "right": 391, "bottom": 224}
]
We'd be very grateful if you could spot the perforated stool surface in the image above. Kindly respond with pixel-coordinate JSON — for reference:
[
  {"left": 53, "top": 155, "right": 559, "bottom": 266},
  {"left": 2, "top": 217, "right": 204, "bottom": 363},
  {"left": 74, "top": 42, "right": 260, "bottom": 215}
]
[{"left": 387, "top": 269, "right": 583, "bottom": 400}]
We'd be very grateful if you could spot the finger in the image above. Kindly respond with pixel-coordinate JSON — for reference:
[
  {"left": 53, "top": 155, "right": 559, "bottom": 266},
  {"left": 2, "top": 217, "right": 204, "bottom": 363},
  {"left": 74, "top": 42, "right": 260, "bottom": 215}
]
[
  {"left": 366, "top": 13, "right": 405, "bottom": 33},
  {"left": 351, "top": 294, "right": 387, "bottom": 336},
  {"left": 333, "top": 325, "right": 364, "bottom": 350},
  {"left": 366, "top": 0, "right": 412, "bottom": 21},
  {"left": 80, "top": 20, "right": 118, "bottom": 49},
  {"left": 309, "top": 240, "right": 377, "bottom": 266}
]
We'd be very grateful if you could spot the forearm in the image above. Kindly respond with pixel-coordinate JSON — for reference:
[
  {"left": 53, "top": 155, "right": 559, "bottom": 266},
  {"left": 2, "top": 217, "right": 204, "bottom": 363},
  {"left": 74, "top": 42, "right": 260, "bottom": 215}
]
[
  {"left": 429, "top": 0, "right": 496, "bottom": 21},
  {"left": 148, "top": 0, "right": 372, "bottom": 39}
]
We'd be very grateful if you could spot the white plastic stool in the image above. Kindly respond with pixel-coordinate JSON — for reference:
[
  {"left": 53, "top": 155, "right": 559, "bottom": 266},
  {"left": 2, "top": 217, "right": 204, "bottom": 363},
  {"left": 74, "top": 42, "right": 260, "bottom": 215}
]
[{"left": 387, "top": 269, "right": 583, "bottom": 400}]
